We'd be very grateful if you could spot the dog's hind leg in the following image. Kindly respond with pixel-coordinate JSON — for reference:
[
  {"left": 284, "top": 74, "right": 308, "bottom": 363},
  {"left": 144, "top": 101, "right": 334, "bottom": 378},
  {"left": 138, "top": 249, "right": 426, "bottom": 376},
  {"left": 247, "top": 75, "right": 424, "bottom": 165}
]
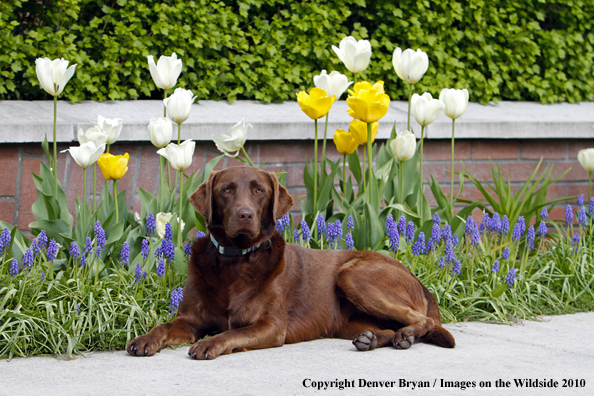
[
  {"left": 336, "top": 259, "right": 439, "bottom": 350},
  {"left": 337, "top": 319, "right": 396, "bottom": 351}
]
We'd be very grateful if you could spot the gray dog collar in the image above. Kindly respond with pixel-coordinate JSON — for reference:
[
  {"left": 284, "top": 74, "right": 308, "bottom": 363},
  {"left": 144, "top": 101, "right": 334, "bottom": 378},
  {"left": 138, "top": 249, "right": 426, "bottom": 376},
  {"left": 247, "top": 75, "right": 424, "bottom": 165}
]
[{"left": 210, "top": 234, "right": 270, "bottom": 257}]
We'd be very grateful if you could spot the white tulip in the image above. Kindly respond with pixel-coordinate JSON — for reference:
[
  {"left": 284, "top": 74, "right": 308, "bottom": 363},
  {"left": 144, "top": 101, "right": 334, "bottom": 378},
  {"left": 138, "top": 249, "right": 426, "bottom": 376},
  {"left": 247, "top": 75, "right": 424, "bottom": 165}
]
[
  {"left": 61, "top": 141, "right": 106, "bottom": 169},
  {"left": 95, "top": 115, "right": 123, "bottom": 145},
  {"left": 147, "top": 52, "right": 183, "bottom": 90},
  {"left": 155, "top": 212, "right": 185, "bottom": 239},
  {"left": 439, "top": 88, "right": 469, "bottom": 120},
  {"left": 578, "top": 148, "right": 594, "bottom": 173},
  {"left": 411, "top": 92, "right": 446, "bottom": 126},
  {"left": 157, "top": 139, "right": 196, "bottom": 171},
  {"left": 35, "top": 57, "right": 77, "bottom": 96},
  {"left": 392, "top": 48, "right": 429, "bottom": 84},
  {"left": 164, "top": 88, "right": 196, "bottom": 124},
  {"left": 332, "top": 36, "right": 372, "bottom": 73},
  {"left": 212, "top": 119, "right": 252, "bottom": 157},
  {"left": 313, "top": 70, "right": 353, "bottom": 100},
  {"left": 78, "top": 126, "right": 108, "bottom": 147},
  {"left": 148, "top": 117, "right": 173, "bottom": 148},
  {"left": 390, "top": 131, "right": 416, "bottom": 162}
]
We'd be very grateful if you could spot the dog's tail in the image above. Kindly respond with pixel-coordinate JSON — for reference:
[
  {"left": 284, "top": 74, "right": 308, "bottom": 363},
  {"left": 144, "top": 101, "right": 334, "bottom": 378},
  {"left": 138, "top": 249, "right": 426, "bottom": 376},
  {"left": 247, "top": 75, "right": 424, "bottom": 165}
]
[{"left": 422, "top": 285, "right": 456, "bottom": 348}]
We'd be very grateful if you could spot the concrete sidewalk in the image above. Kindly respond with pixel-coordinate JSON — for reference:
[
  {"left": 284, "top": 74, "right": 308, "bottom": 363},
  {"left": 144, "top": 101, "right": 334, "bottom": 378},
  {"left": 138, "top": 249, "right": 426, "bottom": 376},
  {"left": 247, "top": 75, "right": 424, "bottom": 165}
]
[{"left": 1, "top": 312, "right": 593, "bottom": 396}]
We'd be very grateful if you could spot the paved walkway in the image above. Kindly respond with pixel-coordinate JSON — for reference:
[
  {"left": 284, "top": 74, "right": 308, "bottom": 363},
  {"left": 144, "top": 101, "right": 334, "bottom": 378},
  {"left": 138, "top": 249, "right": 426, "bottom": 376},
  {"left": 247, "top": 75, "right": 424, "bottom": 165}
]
[{"left": 1, "top": 312, "right": 593, "bottom": 396}]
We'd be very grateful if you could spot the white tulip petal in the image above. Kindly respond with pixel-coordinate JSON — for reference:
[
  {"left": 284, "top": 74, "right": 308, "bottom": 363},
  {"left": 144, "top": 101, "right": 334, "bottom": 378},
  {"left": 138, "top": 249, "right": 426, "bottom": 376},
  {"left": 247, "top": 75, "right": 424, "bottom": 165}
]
[
  {"left": 56, "top": 64, "right": 76, "bottom": 95},
  {"left": 147, "top": 55, "right": 164, "bottom": 89}
]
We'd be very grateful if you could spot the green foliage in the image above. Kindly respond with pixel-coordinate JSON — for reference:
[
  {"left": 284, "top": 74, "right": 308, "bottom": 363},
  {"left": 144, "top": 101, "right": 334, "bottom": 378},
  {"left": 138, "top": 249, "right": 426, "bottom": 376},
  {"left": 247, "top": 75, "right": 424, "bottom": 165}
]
[{"left": 1, "top": 0, "right": 593, "bottom": 104}]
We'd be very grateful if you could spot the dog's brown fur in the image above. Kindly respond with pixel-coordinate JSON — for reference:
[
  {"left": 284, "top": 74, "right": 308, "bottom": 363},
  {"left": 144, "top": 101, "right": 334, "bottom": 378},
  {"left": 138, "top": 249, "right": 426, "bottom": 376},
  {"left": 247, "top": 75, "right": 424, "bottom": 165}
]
[{"left": 127, "top": 167, "right": 454, "bottom": 359}]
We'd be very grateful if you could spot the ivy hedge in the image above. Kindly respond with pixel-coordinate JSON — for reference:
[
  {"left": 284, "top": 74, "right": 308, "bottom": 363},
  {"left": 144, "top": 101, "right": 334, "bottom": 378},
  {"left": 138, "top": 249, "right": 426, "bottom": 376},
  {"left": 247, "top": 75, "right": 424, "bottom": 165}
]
[{"left": 1, "top": 0, "right": 593, "bottom": 104}]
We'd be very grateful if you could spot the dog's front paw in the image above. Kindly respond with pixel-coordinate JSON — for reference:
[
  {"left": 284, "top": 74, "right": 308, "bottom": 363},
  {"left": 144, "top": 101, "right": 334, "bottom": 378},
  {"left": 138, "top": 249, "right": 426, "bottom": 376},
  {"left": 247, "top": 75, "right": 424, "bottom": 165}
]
[
  {"left": 127, "top": 335, "right": 161, "bottom": 357},
  {"left": 353, "top": 330, "right": 377, "bottom": 351},
  {"left": 188, "top": 338, "right": 226, "bottom": 360}
]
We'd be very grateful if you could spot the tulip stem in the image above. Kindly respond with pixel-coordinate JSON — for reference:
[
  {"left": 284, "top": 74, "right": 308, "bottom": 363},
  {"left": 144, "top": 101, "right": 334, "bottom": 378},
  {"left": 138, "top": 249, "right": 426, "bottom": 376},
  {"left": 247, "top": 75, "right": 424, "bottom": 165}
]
[
  {"left": 588, "top": 172, "right": 592, "bottom": 204},
  {"left": 313, "top": 119, "right": 318, "bottom": 213},
  {"left": 53, "top": 95, "right": 58, "bottom": 197},
  {"left": 399, "top": 160, "right": 404, "bottom": 205},
  {"left": 450, "top": 119, "right": 456, "bottom": 216},
  {"left": 342, "top": 154, "right": 347, "bottom": 194},
  {"left": 419, "top": 125, "right": 425, "bottom": 220},
  {"left": 177, "top": 122, "right": 181, "bottom": 145},
  {"left": 407, "top": 83, "right": 413, "bottom": 133},
  {"left": 83, "top": 167, "right": 87, "bottom": 224},
  {"left": 93, "top": 163, "right": 97, "bottom": 211},
  {"left": 367, "top": 122, "right": 373, "bottom": 205},
  {"left": 321, "top": 113, "right": 329, "bottom": 174},
  {"left": 178, "top": 170, "right": 184, "bottom": 245},
  {"left": 241, "top": 146, "right": 255, "bottom": 167},
  {"left": 106, "top": 144, "right": 110, "bottom": 154},
  {"left": 362, "top": 148, "right": 366, "bottom": 192},
  {"left": 113, "top": 179, "right": 119, "bottom": 222}
]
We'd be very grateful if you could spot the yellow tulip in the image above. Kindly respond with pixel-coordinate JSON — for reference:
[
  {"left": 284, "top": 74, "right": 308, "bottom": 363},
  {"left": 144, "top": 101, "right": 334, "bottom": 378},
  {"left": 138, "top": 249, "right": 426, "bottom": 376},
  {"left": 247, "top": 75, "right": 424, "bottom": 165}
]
[
  {"left": 97, "top": 153, "right": 129, "bottom": 180},
  {"left": 349, "top": 119, "right": 379, "bottom": 145},
  {"left": 333, "top": 129, "right": 359, "bottom": 155},
  {"left": 346, "top": 80, "right": 390, "bottom": 123},
  {"left": 296, "top": 88, "right": 335, "bottom": 120}
]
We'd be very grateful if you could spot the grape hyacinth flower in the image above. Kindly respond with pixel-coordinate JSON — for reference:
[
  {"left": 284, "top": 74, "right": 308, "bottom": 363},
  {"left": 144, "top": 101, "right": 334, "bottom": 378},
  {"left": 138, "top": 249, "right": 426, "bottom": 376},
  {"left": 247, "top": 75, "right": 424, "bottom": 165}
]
[
  {"left": 75, "top": 304, "right": 81, "bottom": 314},
  {"left": 501, "top": 247, "right": 510, "bottom": 260},
  {"left": 119, "top": 242, "right": 130, "bottom": 265},
  {"left": 398, "top": 216, "right": 406, "bottom": 235},
  {"left": 141, "top": 239, "right": 150, "bottom": 260},
  {"left": 293, "top": 229, "right": 300, "bottom": 243},
  {"left": 512, "top": 216, "right": 526, "bottom": 242},
  {"left": 347, "top": 215, "right": 354, "bottom": 231},
  {"left": 470, "top": 230, "right": 480, "bottom": 248},
  {"left": 41, "top": 272, "right": 45, "bottom": 281},
  {"left": 345, "top": 233, "right": 354, "bottom": 251},
  {"left": 441, "top": 225, "right": 452, "bottom": 242},
  {"left": 432, "top": 212, "right": 440, "bottom": 225},
  {"left": 412, "top": 232, "right": 425, "bottom": 256},
  {"left": 196, "top": 231, "right": 206, "bottom": 239},
  {"left": 425, "top": 238, "right": 434, "bottom": 253},
  {"left": 386, "top": 214, "right": 396, "bottom": 234},
  {"left": 9, "top": 259, "right": 19, "bottom": 277},
  {"left": 577, "top": 194, "right": 584, "bottom": 207},
  {"left": 505, "top": 268, "right": 517, "bottom": 287},
  {"left": 452, "top": 234, "right": 460, "bottom": 247},
  {"left": 445, "top": 238, "right": 455, "bottom": 263},
  {"left": 84, "top": 237, "right": 93, "bottom": 256},
  {"left": 94, "top": 221, "right": 106, "bottom": 257},
  {"left": 281, "top": 214, "right": 290, "bottom": 232},
  {"left": 276, "top": 220, "right": 284, "bottom": 232},
  {"left": 489, "top": 213, "right": 502, "bottom": 234},
  {"left": 431, "top": 223, "right": 441, "bottom": 245},
  {"left": 387, "top": 225, "right": 399, "bottom": 254},
  {"left": 168, "top": 287, "right": 184, "bottom": 316},
  {"left": 590, "top": 197, "right": 594, "bottom": 216},
  {"left": 47, "top": 239, "right": 58, "bottom": 262},
  {"left": 405, "top": 221, "right": 415, "bottom": 243},
  {"left": 465, "top": 217, "right": 477, "bottom": 235},
  {"left": 540, "top": 207, "right": 549, "bottom": 221},
  {"left": 538, "top": 221, "right": 547, "bottom": 238},
  {"left": 572, "top": 232, "right": 580, "bottom": 254},
  {"left": 452, "top": 260, "right": 461, "bottom": 276},
  {"left": 438, "top": 256, "right": 445, "bottom": 269},
  {"left": 492, "top": 260, "right": 499, "bottom": 272},
  {"left": 23, "top": 248, "right": 34, "bottom": 269},
  {"left": 300, "top": 220, "right": 311, "bottom": 243},
  {"left": 578, "top": 206, "right": 587, "bottom": 227},
  {"left": 69, "top": 242, "right": 80, "bottom": 263},
  {"left": 527, "top": 226, "right": 535, "bottom": 251},
  {"left": 0, "top": 227, "right": 11, "bottom": 256},
  {"left": 316, "top": 215, "right": 327, "bottom": 241},
  {"left": 565, "top": 205, "right": 574, "bottom": 226},
  {"left": 146, "top": 213, "right": 156, "bottom": 236},
  {"left": 156, "top": 259, "right": 165, "bottom": 277},
  {"left": 135, "top": 263, "right": 143, "bottom": 283},
  {"left": 479, "top": 214, "right": 489, "bottom": 235},
  {"left": 184, "top": 242, "right": 192, "bottom": 258},
  {"left": 501, "top": 215, "right": 510, "bottom": 236}
]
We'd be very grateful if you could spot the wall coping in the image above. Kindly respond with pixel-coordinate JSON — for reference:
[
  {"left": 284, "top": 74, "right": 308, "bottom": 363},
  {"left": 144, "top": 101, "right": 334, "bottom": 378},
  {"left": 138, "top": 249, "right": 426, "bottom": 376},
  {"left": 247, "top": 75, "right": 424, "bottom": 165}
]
[{"left": 1, "top": 100, "right": 593, "bottom": 144}]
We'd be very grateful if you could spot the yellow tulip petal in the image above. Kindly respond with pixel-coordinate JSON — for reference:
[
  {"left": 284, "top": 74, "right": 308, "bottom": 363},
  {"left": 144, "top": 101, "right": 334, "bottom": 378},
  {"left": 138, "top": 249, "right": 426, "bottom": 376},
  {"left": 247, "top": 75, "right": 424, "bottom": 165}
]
[{"left": 333, "top": 129, "right": 359, "bottom": 155}]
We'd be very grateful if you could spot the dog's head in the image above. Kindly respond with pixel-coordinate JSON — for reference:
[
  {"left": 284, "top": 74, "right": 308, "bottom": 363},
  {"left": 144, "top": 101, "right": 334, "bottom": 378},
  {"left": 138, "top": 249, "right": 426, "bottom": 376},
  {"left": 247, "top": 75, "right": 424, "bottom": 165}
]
[{"left": 190, "top": 167, "right": 293, "bottom": 248}]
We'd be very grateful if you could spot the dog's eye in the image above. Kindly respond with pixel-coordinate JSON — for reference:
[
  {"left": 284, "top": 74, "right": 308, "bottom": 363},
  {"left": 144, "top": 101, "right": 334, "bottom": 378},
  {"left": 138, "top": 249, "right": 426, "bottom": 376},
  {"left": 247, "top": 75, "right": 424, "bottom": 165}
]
[
  {"left": 223, "top": 188, "right": 232, "bottom": 193},
  {"left": 255, "top": 188, "right": 264, "bottom": 194}
]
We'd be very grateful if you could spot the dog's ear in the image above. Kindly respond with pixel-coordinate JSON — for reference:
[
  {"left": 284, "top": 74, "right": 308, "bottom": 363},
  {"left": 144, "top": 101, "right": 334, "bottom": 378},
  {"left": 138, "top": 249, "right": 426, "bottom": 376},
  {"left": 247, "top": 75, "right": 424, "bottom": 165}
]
[
  {"left": 268, "top": 172, "right": 293, "bottom": 220},
  {"left": 190, "top": 171, "right": 218, "bottom": 224}
]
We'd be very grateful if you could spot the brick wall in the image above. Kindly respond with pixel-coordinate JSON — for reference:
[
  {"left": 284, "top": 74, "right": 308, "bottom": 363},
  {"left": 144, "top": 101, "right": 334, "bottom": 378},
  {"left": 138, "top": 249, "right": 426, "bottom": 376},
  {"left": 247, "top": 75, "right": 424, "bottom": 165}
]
[{"left": 1, "top": 138, "right": 592, "bottom": 235}]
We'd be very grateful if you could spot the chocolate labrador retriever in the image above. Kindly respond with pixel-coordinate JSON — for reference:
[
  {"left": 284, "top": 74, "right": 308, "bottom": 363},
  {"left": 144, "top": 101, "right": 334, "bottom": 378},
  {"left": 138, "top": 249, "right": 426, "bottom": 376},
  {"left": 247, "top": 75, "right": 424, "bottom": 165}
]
[{"left": 127, "top": 166, "right": 454, "bottom": 359}]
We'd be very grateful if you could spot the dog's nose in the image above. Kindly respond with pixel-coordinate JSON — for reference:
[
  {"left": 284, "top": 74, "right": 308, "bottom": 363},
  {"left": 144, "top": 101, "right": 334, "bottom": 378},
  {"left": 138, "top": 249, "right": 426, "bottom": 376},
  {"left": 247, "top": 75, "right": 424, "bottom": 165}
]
[{"left": 237, "top": 208, "right": 253, "bottom": 222}]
